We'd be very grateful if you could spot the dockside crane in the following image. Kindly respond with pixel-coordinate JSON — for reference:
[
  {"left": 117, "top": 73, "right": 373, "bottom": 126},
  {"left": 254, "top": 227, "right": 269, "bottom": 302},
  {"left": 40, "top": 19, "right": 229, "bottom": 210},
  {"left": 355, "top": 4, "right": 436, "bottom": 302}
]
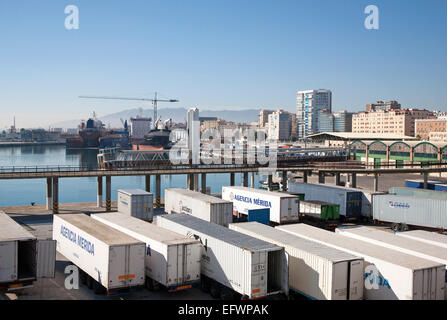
[{"left": 79, "top": 92, "right": 179, "bottom": 129}]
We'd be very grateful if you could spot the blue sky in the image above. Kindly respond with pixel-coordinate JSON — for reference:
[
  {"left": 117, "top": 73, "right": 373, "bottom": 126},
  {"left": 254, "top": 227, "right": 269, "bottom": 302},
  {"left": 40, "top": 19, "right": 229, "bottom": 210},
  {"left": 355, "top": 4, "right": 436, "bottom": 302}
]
[{"left": 0, "top": 0, "right": 446, "bottom": 129}]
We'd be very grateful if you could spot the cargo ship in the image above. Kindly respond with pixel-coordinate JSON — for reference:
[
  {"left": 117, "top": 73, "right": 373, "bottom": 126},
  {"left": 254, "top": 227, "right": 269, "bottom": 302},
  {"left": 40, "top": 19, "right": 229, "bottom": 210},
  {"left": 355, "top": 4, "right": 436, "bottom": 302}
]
[{"left": 132, "top": 118, "right": 173, "bottom": 151}]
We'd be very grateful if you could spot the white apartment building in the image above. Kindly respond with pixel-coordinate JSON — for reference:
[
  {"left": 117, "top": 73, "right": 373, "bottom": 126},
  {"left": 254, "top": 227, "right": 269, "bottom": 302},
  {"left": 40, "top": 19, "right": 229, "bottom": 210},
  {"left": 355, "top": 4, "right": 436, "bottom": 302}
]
[
  {"left": 267, "top": 110, "right": 292, "bottom": 141},
  {"left": 296, "top": 89, "right": 332, "bottom": 138}
]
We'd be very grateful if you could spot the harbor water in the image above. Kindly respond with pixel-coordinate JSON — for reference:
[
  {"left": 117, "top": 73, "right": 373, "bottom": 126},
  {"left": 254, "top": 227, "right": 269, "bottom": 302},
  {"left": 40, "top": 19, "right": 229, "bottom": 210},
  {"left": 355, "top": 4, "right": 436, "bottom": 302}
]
[{"left": 0, "top": 145, "right": 261, "bottom": 207}]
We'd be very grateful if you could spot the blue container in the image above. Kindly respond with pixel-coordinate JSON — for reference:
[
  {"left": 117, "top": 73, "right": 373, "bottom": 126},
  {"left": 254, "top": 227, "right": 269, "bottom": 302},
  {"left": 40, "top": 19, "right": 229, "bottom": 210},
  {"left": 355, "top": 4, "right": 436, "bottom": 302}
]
[
  {"left": 247, "top": 208, "right": 270, "bottom": 225},
  {"left": 405, "top": 179, "right": 438, "bottom": 190},
  {"left": 434, "top": 183, "right": 447, "bottom": 192}
]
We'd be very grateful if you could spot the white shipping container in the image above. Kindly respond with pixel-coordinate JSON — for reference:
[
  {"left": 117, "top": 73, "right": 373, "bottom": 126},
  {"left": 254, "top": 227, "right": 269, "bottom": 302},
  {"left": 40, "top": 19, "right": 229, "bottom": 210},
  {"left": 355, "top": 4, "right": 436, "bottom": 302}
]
[
  {"left": 221, "top": 186, "right": 299, "bottom": 224},
  {"left": 0, "top": 211, "right": 55, "bottom": 286},
  {"left": 91, "top": 212, "right": 201, "bottom": 290},
  {"left": 154, "top": 214, "right": 289, "bottom": 299},
  {"left": 397, "top": 230, "right": 447, "bottom": 249},
  {"left": 53, "top": 214, "right": 146, "bottom": 291},
  {"left": 229, "top": 222, "right": 364, "bottom": 300},
  {"left": 165, "top": 188, "right": 233, "bottom": 226},
  {"left": 288, "top": 182, "right": 362, "bottom": 218},
  {"left": 373, "top": 194, "right": 447, "bottom": 229},
  {"left": 277, "top": 223, "right": 445, "bottom": 300},
  {"left": 118, "top": 189, "right": 154, "bottom": 221}
]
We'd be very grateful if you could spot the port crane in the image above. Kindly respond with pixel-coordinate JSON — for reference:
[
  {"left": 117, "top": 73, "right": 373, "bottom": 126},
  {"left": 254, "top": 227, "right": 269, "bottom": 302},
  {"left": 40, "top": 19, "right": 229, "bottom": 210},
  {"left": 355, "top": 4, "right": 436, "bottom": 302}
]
[{"left": 79, "top": 92, "right": 179, "bottom": 129}]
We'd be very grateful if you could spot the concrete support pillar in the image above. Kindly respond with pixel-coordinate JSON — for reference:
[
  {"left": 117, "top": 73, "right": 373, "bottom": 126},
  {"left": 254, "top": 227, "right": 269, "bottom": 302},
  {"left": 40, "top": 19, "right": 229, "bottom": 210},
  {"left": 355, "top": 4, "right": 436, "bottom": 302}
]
[
  {"left": 318, "top": 171, "right": 325, "bottom": 184},
  {"left": 46, "top": 177, "right": 52, "bottom": 210},
  {"left": 410, "top": 147, "right": 415, "bottom": 167},
  {"left": 193, "top": 174, "right": 199, "bottom": 192},
  {"left": 52, "top": 178, "right": 59, "bottom": 214},
  {"left": 230, "top": 173, "right": 235, "bottom": 186},
  {"left": 187, "top": 173, "right": 194, "bottom": 190},
  {"left": 155, "top": 174, "right": 161, "bottom": 208},
  {"left": 351, "top": 173, "right": 357, "bottom": 188},
  {"left": 374, "top": 173, "right": 379, "bottom": 192},
  {"left": 335, "top": 173, "right": 341, "bottom": 186},
  {"left": 251, "top": 172, "right": 255, "bottom": 188},
  {"left": 282, "top": 171, "right": 288, "bottom": 191},
  {"left": 303, "top": 171, "right": 308, "bottom": 183},
  {"left": 97, "top": 176, "right": 103, "bottom": 208},
  {"left": 145, "top": 175, "right": 151, "bottom": 193},
  {"left": 267, "top": 174, "right": 273, "bottom": 191},
  {"left": 423, "top": 172, "right": 428, "bottom": 190},
  {"left": 365, "top": 146, "right": 369, "bottom": 167},
  {"left": 105, "top": 176, "right": 111, "bottom": 211},
  {"left": 386, "top": 146, "right": 390, "bottom": 164},
  {"left": 201, "top": 173, "right": 207, "bottom": 194},
  {"left": 243, "top": 172, "right": 249, "bottom": 187}
]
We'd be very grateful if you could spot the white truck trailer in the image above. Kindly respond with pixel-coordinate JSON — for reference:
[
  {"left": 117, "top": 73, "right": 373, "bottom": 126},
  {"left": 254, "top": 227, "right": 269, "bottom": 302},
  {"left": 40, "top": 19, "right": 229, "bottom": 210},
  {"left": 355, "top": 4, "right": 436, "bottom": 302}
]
[
  {"left": 91, "top": 212, "right": 202, "bottom": 292},
  {"left": 53, "top": 214, "right": 146, "bottom": 294},
  {"left": 0, "top": 211, "right": 56, "bottom": 291},
  {"left": 221, "top": 186, "right": 299, "bottom": 224},
  {"left": 117, "top": 189, "right": 153, "bottom": 221},
  {"left": 164, "top": 188, "right": 233, "bottom": 226},
  {"left": 277, "top": 223, "right": 445, "bottom": 300},
  {"left": 154, "top": 214, "right": 289, "bottom": 300},
  {"left": 229, "top": 222, "right": 364, "bottom": 300}
]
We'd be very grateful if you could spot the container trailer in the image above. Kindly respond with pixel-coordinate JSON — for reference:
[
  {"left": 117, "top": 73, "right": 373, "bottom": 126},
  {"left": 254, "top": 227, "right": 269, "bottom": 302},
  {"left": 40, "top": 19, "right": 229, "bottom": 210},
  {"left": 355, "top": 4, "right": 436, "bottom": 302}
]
[
  {"left": 0, "top": 211, "right": 56, "bottom": 291},
  {"left": 153, "top": 214, "right": 289, "bottom": 300},
  {"left": 91, "top": 212, "right": 201, "bottom": 292},
  {"left": 396, "top": 230, "right": 447, "bottom": 249},
  {"left": 229, "top": 222, "right": 364, "bottom": 300},
  {"left": 164, "top": 188, "right": 233, "bottom": 227},
  {"left": 118, "top": 189, "right": 153, "bottom": 221},
  {"left": 336, "top": 226, "right": 447, "bottom": 299},
  {"left": 389, "top": 187, "right": 447, "bottom": 200},
  {"left": 299, "top": 200, "right": 340, "bottom": 220},
  {"left": 221, "top": 186, "right": 299, "bottom": 224},
  {"left": 53, "top": 214, "right": 146, "bottom": 294},
  {"left": 276, "top": 223, "right": 445, "bottom": 300},
  {"left": 288, "top": 182, "right": 362, "bottom": 219},
  {"left": 372, "top": 194, "right": 447, "bottom": 231}
]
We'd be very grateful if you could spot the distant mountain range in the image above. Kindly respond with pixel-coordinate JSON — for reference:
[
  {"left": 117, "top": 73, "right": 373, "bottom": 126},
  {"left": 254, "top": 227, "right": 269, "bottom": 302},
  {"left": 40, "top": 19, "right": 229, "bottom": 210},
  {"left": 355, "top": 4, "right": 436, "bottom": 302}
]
[{"left": 51, "top": 107, "right": 262, "bottom": 128}]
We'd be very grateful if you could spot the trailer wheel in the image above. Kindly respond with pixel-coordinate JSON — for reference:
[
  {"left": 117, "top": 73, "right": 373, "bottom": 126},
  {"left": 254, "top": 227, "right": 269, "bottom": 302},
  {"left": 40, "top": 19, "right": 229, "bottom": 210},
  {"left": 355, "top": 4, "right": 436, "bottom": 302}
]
[
  {"left": 200, "top": 277, "right": 210, "bottom": 293},
  {"left": 220, "top": 287, "right": 234, "bottom": 300},
  {"left": 93, "top": 281, "right": 105, "bottom": 295},
  {"left": 86, "top": 276, "right": 93, "bottom": 290},
  {"left": 152, "top": 280, "right": 161, "bottom": 291},
  {"left": 79, "top": 270, "right": 87, "bottom": 285},
  {"left": 145, "top": 277, "right": 154, "bottom": 291},
  {"left": 400, "top": 224, "right": 409, "bottom": 232},
  {"left": 391, "top": 223, "right": 400, "bottom": 232},
  {"left": 209, "top": 283, "right": 221, "bottom": 299}
]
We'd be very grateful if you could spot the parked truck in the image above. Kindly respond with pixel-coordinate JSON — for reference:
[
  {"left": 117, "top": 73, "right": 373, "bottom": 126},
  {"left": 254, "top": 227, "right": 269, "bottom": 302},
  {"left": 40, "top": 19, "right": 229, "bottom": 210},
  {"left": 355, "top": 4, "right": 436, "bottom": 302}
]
[
  {"left": 118, "top": 189, "right": 153, "bottom": 221},
  {"left": 154, "top": 214, "right": 289, "bottom": 300},
  {"left": 229, "top": 222, "right": 364, "bottom": 300},
  {"left": 221, "top": 186, "right": 299, "bottom": 224},
  {"left": 164, "top": 188, "right": 233, "bottom": 226},
  {"left": 91, "top": 212, "right": 202, "bottom": 292},
  {"left": 53, "top": 214, "right": 146, "bottom": 295},
  {"left": 277, "top": 223, "right": 445, "bottom": 300},
  {"left": 0, "top": 211, "right": 56, "bottom": 291}
]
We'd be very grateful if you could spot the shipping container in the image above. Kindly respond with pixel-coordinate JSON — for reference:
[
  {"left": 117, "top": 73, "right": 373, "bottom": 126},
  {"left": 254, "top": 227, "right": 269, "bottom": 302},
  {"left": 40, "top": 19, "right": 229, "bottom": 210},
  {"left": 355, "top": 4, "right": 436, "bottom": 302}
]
[
  {"left": 336, "top": 226, "right": 447, "bottom": 299},
  {"left": 229, "top": 222, "right": 364, "bottom": 300},
  {"left": 53, "top": 214, "right": 146, "bottom": 293},
  {"left": 373, "top": 194, "right": 447, "bottom": 230},
  {"left": 405, "top": 179, "right": 442, "bottom": 190},
  {"left": 390, "top": 187, "right": 447, "bottom": 200},
  {"left": 221, "top": 186, "right": 299, "bottom": 224},
  {"left": 247, "top": 209, "right": 270, "bottom": 225},
  {"left": 434, "top": 183, "right": 447, "bottom": 192},
  {"left": 153, "top": 214, "right": 289, "bottom": 299},
  {"left": 164, "top": 188, "right": 233, "bottom": 227},
  {"left": 91, "top": 212, "right": 201, "bottom": 291},
  {"left": 276, "top": 223, "right": 445, "bottom": 300},
  {"left": 118, "top": 189, "right": 154, "bottom": 221},
  {"left": 288, "top": 182, "right": 362, "bottom": 219},
  {"left": 299, "top": 200, "right": 340, "bottom": 220},
  {"left": 0, "top": 211, "right": 55, "bottom": 291},
  {"left": 396, "top": 230, "right": 447, "bottom": 249}
]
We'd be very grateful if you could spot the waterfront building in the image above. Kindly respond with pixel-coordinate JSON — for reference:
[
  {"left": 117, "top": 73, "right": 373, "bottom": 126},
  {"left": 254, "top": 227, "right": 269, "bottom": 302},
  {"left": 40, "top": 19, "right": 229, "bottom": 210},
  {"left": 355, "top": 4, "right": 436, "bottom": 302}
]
[{"left": 296, "top": 89, "right": 332, "bottom": 138}]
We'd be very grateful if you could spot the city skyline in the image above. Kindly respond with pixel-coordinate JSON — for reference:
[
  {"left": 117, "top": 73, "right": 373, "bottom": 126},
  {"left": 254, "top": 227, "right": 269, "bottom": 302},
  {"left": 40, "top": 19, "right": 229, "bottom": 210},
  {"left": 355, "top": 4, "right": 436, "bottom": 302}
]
[{"left": 1, "top": 0, "right": 447, "bottom": 129}]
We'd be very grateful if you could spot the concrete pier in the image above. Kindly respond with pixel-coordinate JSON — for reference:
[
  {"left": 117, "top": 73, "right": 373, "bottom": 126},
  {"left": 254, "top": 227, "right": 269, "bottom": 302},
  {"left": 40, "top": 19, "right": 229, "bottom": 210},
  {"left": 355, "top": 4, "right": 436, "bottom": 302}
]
[
  {"left": 351, "top": 173, "right": 357, "bottom": 188},
  {"left": 303, "top": 171, "right": 308, "bottom": 183},
  {"left": 52, "top": 178, "right": 59, "bottom": 214},
  {"left": 423, "top": 172, "right": 428, "bottom": 189},
  {"left": 267, "top": 174, "right": 273, "bottom": 191},
  {"left": 335, "top": 173, "right": 341, "bottom": 186},
  {"left": 46, "top": 178, "right": 52, "bottom": 210},
  {"left": 105, "top": 176, "right": 111, "bottom": 211},
  {"left": 145, "top": 175, "right": 151, "bottom": 193},
  {"left": 97, "top": 176, "right": 103, "bottom": 208},
  {"left": 374, "top": 173, "right": 379, "bottom": 192},
  {"left": 201, "top": 173, "right": 207, "bottom": 193},
  {"left": 251, "top": 172, "right": 255, "bottom": 188},
  {"left": 318, "top": 171, "right": 325, "bottom": 184},
  {"left": 193, "top": 174, "right": 199, "bottom": 192},
  {"left": 155, "top": 174, "right": 161, "bottom": 208},
  {"left": 282, "top": 171, "right": 288, "bottom": 191},
  {"left": 243, "top": 172, "right": 249, "bottom": 187},
  {"left": 230, "top": 173, "right": 235, "bottom": 186}
]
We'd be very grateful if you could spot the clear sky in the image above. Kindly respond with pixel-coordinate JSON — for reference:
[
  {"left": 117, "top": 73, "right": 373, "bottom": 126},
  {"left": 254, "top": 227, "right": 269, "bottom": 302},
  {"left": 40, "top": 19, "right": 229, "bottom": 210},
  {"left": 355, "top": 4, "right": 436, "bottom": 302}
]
[{"left": 0, "top": 0, "right": 446, "bottom": 129}]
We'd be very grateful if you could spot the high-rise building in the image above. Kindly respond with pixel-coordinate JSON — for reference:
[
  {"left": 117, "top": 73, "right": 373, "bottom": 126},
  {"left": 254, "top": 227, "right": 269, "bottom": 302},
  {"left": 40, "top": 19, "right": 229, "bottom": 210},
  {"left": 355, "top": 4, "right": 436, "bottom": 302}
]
[
  {"left": 187, "top": 108, "right": 200, "bottom": 164},
  {"left": 296, "top": 89, "right": 332, "bottom": 138},
  {"left": 333, "top": 110, "right": 353, "bottom": 132},
  {"left": 366, "top": 100, "right": 401, "bottom": 112},
  {"left": 317, "top": 109, "right": 334, "bottom": 133},
  {"left": 259, "top": 109, "right": 274, "bottom": 128},
  {"left": 352, "top": 109, "right": 431, "bottom": 136},
  {"left": 267, "top": 110, "right": 292, "bottom": 141}
]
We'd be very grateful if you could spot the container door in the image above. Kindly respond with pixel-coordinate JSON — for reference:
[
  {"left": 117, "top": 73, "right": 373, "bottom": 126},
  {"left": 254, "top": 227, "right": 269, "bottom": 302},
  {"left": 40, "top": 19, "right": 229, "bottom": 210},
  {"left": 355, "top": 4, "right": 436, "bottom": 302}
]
[
  {"left": 185, "top": 243, "right": 201, "bottom": 285},
  {"left": 348, "top": 260, "right": 364, "bottom": 300},
  {"left": 0, "top": 241, "right": 17, "bottom": 283},
  {"left": 36, "top": 240, "right": 56, "bottom": 278},
  {"left": 128, "top": 244, "right": 145, "bottom": 287}
]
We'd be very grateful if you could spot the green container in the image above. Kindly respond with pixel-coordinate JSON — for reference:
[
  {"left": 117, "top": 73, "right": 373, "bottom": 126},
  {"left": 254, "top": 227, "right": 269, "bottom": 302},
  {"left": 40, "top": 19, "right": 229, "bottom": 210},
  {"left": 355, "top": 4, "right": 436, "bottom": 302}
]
[
  {"left": 321, "top": 204, "right": 340, "bottom": 220},
  {"left": 300, "top": 201, "right": 340, "bottom": 220}
]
